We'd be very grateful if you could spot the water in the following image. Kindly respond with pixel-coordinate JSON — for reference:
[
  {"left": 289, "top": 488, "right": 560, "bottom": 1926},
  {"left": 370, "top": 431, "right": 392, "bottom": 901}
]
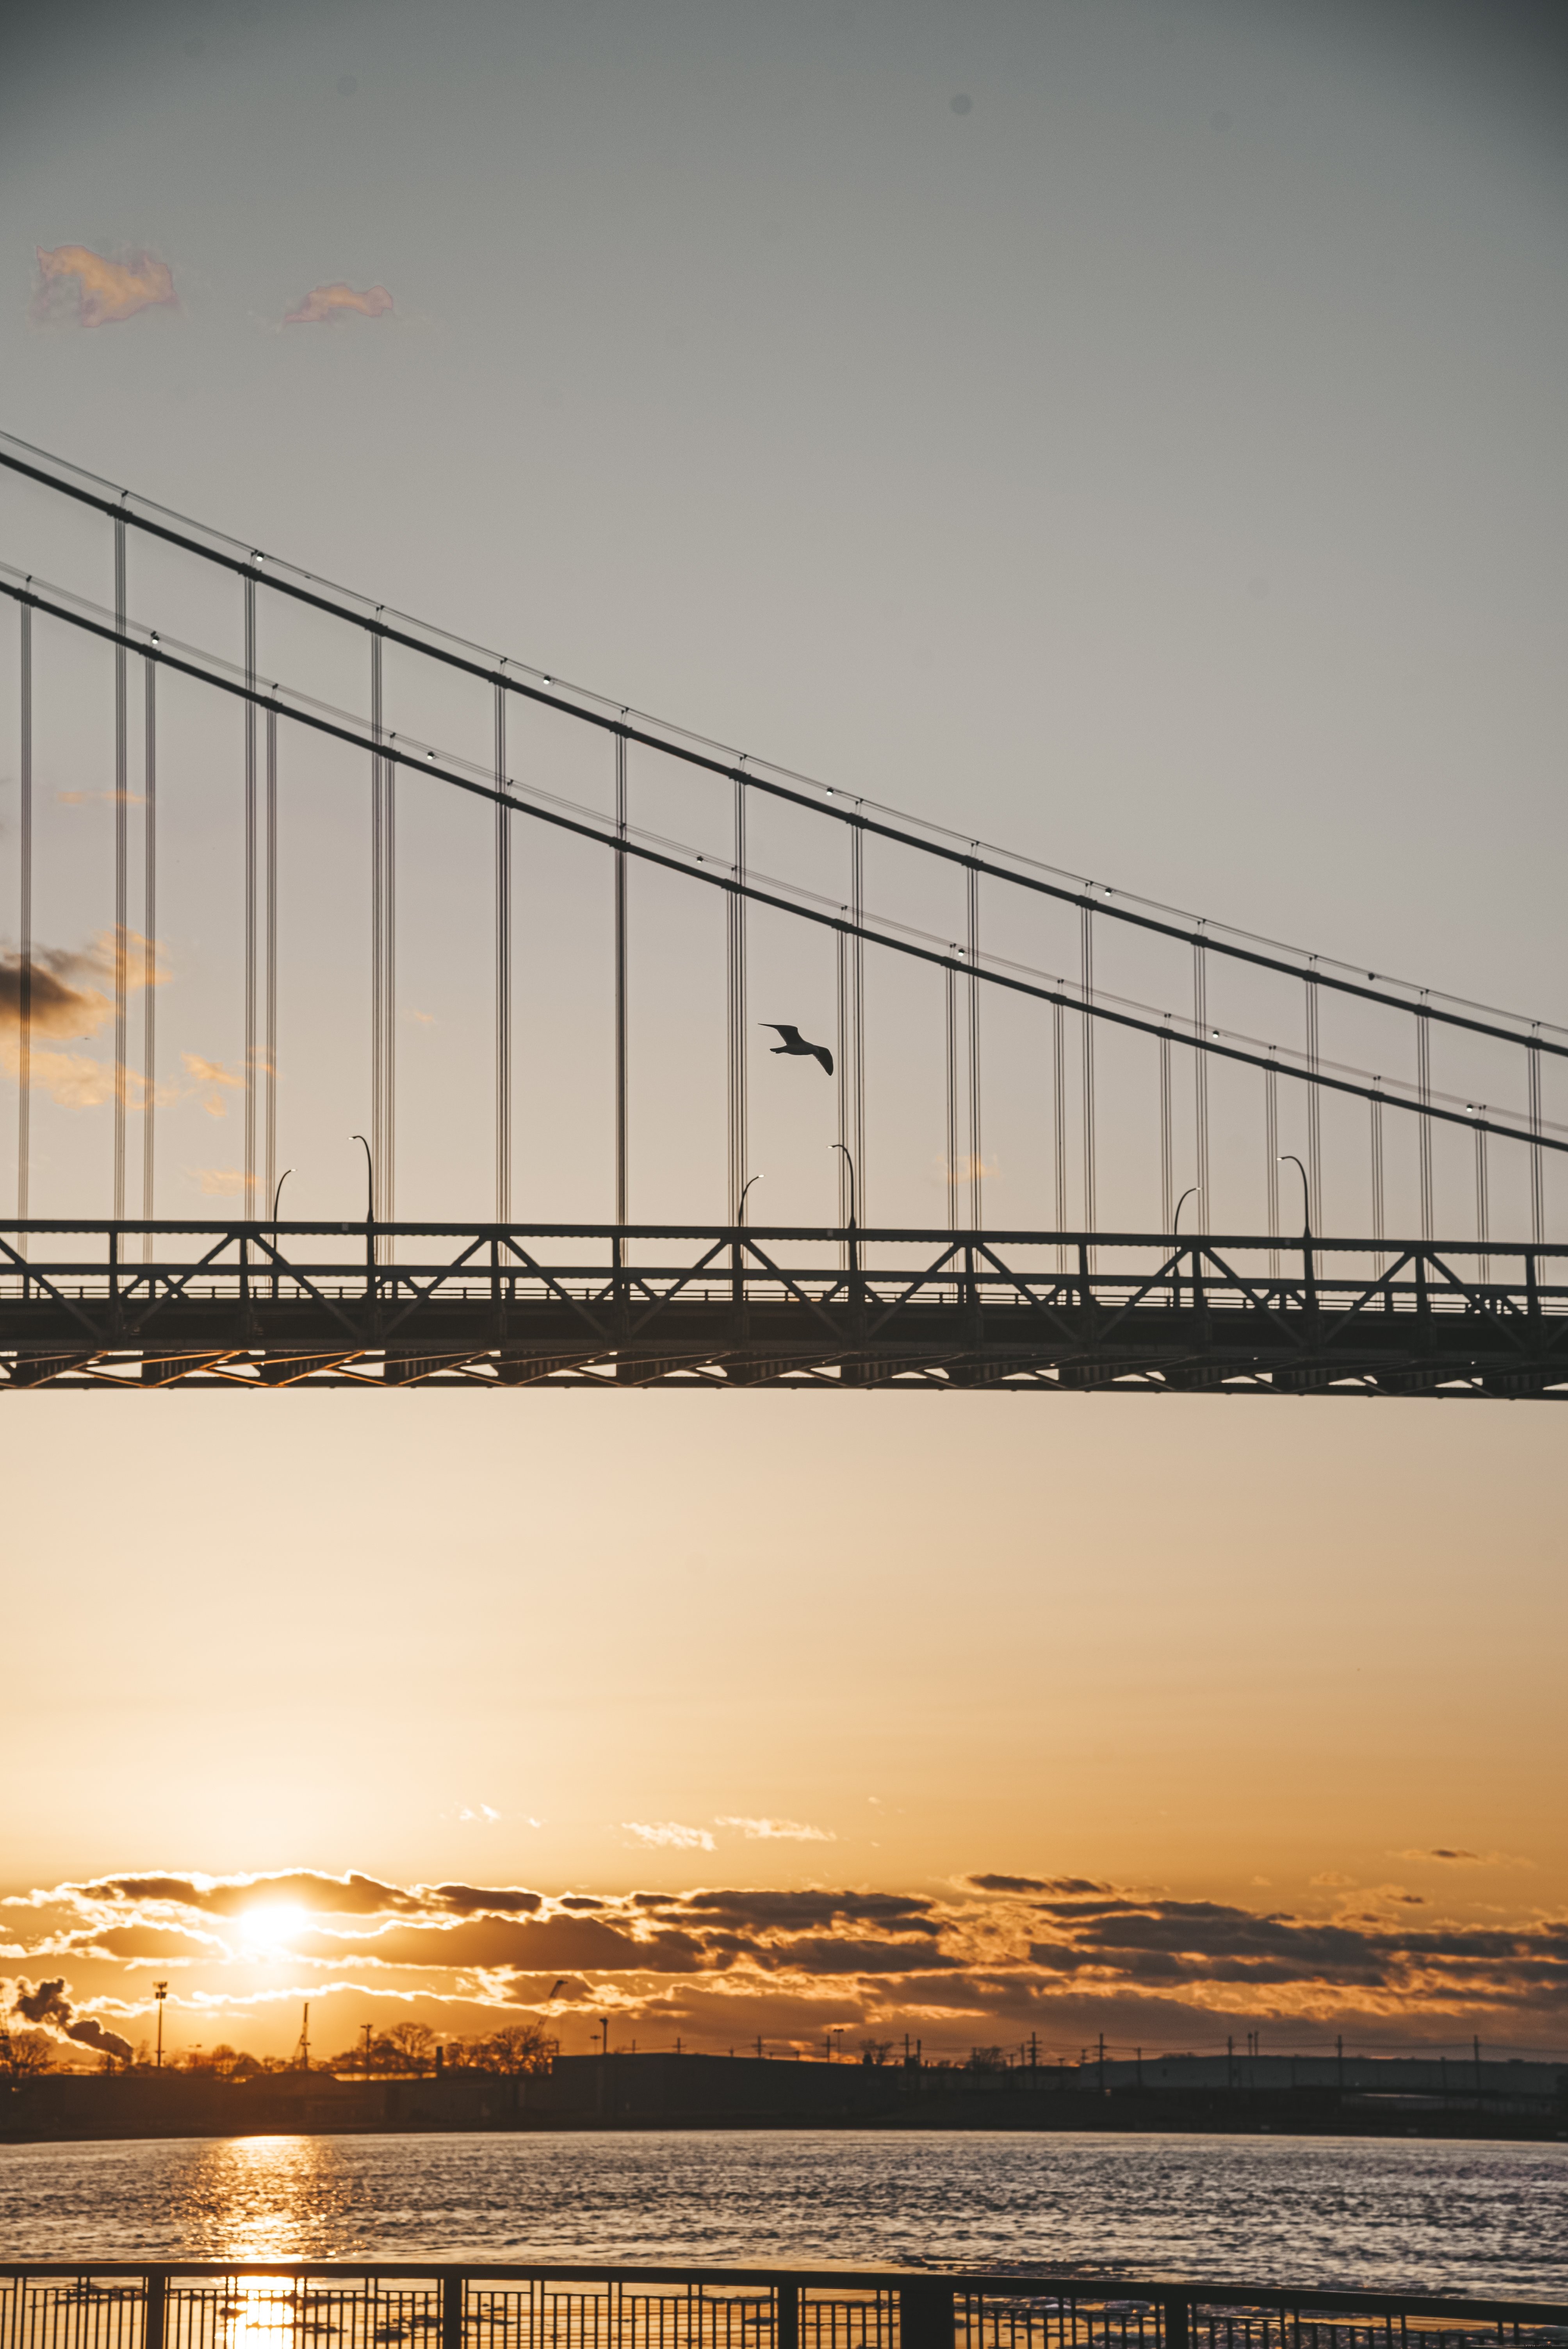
[{"left": 1, "top": 2132, "right": 1566, "bottom": 2297}]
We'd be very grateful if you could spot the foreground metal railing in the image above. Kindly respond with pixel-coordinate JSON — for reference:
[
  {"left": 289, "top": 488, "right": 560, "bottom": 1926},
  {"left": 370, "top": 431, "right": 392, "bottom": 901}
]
[{"left": 2, "top": 2267, "right": 1566, "bottom": 2349}]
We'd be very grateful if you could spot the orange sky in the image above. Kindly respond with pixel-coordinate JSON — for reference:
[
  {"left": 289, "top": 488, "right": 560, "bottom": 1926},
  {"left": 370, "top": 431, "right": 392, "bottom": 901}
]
[{"left": 3, "top": 1393, "right": 1563, "bottom": 2065}]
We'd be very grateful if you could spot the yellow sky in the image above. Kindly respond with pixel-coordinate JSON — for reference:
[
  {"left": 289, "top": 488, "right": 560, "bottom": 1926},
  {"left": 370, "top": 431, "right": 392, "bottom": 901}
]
[{"left": 3, "top": 1391, "right": 1563, "bottom": 2063}]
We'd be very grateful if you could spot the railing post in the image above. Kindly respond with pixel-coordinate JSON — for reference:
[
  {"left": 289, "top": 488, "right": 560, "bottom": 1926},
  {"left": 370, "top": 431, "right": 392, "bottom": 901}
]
[
  {"left": 1162, "top": 2298, "right": 1190, "bottom": 2349},
  {"left": 441, "top": 2272, "right": 464, "bottom": 2349},
  {"left": 146, "top": 2270, "right": 169, "bottom": 2349},
  {"left": 777, "top": 2285, "right": 800, "bottom": 2349},
  {"left": 899, "top": 2283, "right": 953, "bottom": 2349}
]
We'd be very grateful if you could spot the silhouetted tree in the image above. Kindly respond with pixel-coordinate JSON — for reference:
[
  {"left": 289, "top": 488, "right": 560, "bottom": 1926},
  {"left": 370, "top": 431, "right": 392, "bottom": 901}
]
[
  {"left": 384, "top": 2021, "right": 438, "bottom": 2075},
  {"left": 483, "top": 2023, "right": 555, "bottom": 2076},
  {"left": 0, "top": 2027, "right": 55, "bottom": 2084}
]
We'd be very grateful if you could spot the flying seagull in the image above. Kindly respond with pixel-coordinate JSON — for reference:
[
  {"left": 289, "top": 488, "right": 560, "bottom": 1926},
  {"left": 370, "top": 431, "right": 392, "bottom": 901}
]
[{"left": 763, "top": 1023, "right": 834, "bottom": 1076}]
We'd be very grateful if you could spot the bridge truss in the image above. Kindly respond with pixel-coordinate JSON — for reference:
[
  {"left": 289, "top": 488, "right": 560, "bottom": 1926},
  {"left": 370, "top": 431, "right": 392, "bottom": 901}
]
[{"left": 3, "top": 1222, "right": 1563, "bottom": 1395}]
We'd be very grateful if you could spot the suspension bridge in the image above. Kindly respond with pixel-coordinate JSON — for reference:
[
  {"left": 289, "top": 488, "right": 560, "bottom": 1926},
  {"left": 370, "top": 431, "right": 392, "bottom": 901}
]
[{"left": 0, "top": 434, "right": 1562, "bottom": 1394}]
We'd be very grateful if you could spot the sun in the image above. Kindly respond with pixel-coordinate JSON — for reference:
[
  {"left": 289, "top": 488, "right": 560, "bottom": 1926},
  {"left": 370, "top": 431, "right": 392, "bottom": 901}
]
[{"left": 241, "top": 1903, "right": 310, "bottom": 1951}]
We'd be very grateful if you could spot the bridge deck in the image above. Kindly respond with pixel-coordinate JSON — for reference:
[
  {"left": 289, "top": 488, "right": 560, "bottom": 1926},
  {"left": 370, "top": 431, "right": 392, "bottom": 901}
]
[{"left": 1, "top": 1228, "right": 1562, "bottom": 1395}]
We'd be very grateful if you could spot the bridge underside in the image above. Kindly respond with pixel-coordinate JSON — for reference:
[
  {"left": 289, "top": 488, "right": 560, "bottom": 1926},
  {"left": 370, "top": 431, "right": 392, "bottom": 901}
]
[{"left": 2, "top": 1225, "right": 1564, "bottom": 1395}]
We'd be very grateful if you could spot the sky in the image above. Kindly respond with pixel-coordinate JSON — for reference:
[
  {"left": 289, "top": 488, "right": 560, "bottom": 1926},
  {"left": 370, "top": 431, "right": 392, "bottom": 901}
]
[{"left": 0, "top": 0, "right": 1566, "bottom": 2071}]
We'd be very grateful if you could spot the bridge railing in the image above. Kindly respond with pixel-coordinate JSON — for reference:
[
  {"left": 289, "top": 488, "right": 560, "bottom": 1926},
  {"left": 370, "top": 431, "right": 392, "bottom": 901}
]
[{"left": 2, "top": 2268, "right": 1566, "bottom": 2349}]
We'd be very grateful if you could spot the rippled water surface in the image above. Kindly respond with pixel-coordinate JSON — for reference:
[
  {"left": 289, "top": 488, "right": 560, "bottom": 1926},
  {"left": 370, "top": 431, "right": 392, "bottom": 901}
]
[{"left": 1, "top": 2132, "right": 1566, "bottom": 2296}]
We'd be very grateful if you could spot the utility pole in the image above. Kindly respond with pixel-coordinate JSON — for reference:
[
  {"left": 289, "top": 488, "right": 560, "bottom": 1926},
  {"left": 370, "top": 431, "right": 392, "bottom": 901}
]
[
  {"left": 1098, "top": 2033, "right": 1106, "bottom": 2095},
  {"left": 361, "top": 2023, "right": 374, "bottom": 2078},
  {"left": 600, "top": 2016, "right": 610, "bottom": 2060},
  {"left": 153, "top": 1982, "right": 168, "bottom": 2070}
]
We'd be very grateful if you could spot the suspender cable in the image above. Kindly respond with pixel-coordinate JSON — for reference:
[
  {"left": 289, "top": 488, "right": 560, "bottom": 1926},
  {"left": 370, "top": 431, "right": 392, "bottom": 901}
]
[
  {"left": 614, "top": 725, "right": 628, "bottom": 1227},
  {"left": 1370, "top": 1091, "right": 1385, "bottom": 1250},
  {"left": 1192, "top": 936, "right": 1210, "bottom": 1225},
  {"left": 1528, "top": 1032, "right": 1543, "bottom": 1245},
  {"left": 725, "top": 774, "right": 748, "bottom": 1226},
  {"left": 495, "top": 679, "right": 511, "bottom": 1224},
  {"left": 966, "top": 860, "right": 982, "bottom": 1229},
  {"left": 113, "top": 514, "right": 128, "bottom": 1221},
  {"left": 1265, "top": 1053, "right": 1280, "bottom": 1280},
  {"left": 371, "top": 633, "right": 382, "bottom": 1240},
  {"left": 944, "top": 963, "right": 958, "bottom": 1235},
  {"left": 383, "top": 696, "right": 396, "bottom": 1231},
  {"left": 16, "top": 600, "right": 30, "bottom": 1246},
  {"left": 142, "top": 652, "right": 157, "bottom": 1255},
  {"left": 243, "top": 571, "right": 257, "bottom": 1211},
  {"left": 835, "top": 920, "right": 850, "bottom": 1251},
  {"left": 1158, "top": 1022, "right": 1174, "bottom": 1232},
  {"left": 1080, "top": 903, "right": 1097, "bottom": 1242},
  {"left": 1052, "top": 996, "right": 1067, "bottom": 1270},
  {"left": 264, "top": 698, "right": 277, "bottom": 1216},
  {"left": 1475, "top": 1117, "right": 1490, "bottom": 1284},
  {"left": 851, "top": 820, "right": 866, "bottom": 1221},
  {"left": 1417, "top": 998, "right": 1434, "bottom": 1239},
  {"left": 1304, "top": 966, "right": 1322, "bottom": 1227}
]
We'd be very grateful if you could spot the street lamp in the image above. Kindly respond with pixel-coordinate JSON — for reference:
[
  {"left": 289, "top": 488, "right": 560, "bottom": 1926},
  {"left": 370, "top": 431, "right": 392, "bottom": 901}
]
[
  {"left": 1173, "top": 1186, "right": 1201, "bottom": 1236},
  {"left": 1278, "top": 1154, "right": 1311, "bottom": 1243},
  {"left": 737, "top": 1174, "right": 763, "bottom": 1224},
  {"left": 350, "top": 1134, "right": 374, "bottom": 1223},
  {"left": 830, "top": 1142, "right": 857, "bottom": 1230},
  {"left": 1278, "top": 1153, "right": 1316, "bottom": 1309},
  {"left": 153, "top": 1982, "right": 168, "bottom": 2070}
]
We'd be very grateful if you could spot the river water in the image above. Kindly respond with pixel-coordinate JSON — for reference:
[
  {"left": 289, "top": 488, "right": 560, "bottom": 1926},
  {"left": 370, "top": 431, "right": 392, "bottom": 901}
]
[{"left": 1, "top": 2131, "right": 1566, "bottom": 2296}]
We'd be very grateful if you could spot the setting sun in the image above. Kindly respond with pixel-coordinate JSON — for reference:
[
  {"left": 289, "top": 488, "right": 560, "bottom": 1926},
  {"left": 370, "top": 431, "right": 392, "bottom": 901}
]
[{"left": 240, "top": 1905, "right": 309, "bottom": 1952}]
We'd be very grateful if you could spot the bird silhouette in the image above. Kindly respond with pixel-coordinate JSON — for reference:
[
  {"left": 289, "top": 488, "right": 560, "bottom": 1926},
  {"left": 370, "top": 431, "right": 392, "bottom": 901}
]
[{"left": 762, "top": 1023, "right": 834, "bottom": 1076}]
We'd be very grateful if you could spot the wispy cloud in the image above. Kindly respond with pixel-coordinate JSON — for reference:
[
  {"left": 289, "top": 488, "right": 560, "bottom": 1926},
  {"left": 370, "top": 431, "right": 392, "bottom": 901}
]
[
  {"left": 33, "top": 247, "right": 176, "bottom": 328},
  {"left": 191, "top": 1167, "right": 251, "bottom": 1198},
  {"left": 623, "top": 1823, "right": 716, "bottom": 1851},
  {"left": 284, "top": 283, "right": 394, "bottom": 326},
  {"left": 716, "top": 1818, "right": 837, "bottom": 1843},
  {"left": 181, "top": 1051, "right": 247, "bottom": 1119},
  {"left": 57, "top": 790, "right": 147, "bottom": 807}
]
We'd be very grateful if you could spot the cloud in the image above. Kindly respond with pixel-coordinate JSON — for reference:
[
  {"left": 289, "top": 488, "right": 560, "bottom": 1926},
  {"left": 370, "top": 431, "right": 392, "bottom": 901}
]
[
  {"left": 284, "top": 283, "right": 394, "bottom": 326},
  {"left": 181, "top": 1051, "right": 247, "bottom": 1119},
  {"left": 0, "top": 935, "right": 169, "bottom": 1109},
  {"left": 716, "top": 1818, "right": 836, "bottom": 1843},
  {"left": 14, "top": 1865, "right": 1568, "bottom": 2062},
  {"left": 10, "top": 1976, "right": 134, "bottom": 2061},
  {"left": 192, "top": 1167, "right": 250, "bottom": 1197},
  {"left": 57, "top": 791, "right": 146, "bottom": 807},
  {"left": 624, "top": 1823, "right": 716, "bottom": 1851},
  {"left": 1311, "top": 1873, "right": 1356, "bottom": 1887},
  {"left": 0, "top": 944, "right": 113, "bottom": 1044},
  {"left": 966, "top": 1874, "right": 1110, "bottom": 1897},
  {"left": 33, "top": 246, "right": 176, "bottom": 328}
]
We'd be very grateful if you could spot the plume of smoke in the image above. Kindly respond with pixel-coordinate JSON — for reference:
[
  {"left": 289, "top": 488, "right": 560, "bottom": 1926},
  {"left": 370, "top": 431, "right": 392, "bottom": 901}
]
[
  {"left": 33, "top": 247, "right": 176, "bottom": 328},
  {"left": 12, "top": 1977, "right": 134, "bottom": 2063},
  {"left": 284, "top": 283, "right": 394, "bottom": 325}
]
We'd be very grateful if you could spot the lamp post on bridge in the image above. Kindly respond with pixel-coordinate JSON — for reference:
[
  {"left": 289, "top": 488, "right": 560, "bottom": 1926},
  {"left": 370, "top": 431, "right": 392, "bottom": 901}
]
[
  {"left": 351, "top": 1133, "right": 376, "bottom": 1288},
  {"left": 731, "top": 1173, "right": 762, "bottom": 1332},
  {"left": 830, "top": 1143, "right": 864, "bottom": 1341},
  {"left": 1278, "top": 1153, "right": 1316, "bottom": 1314},
  {"left": 1173, "top": 1185, "right": 1200, "bottom": 1312}
]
